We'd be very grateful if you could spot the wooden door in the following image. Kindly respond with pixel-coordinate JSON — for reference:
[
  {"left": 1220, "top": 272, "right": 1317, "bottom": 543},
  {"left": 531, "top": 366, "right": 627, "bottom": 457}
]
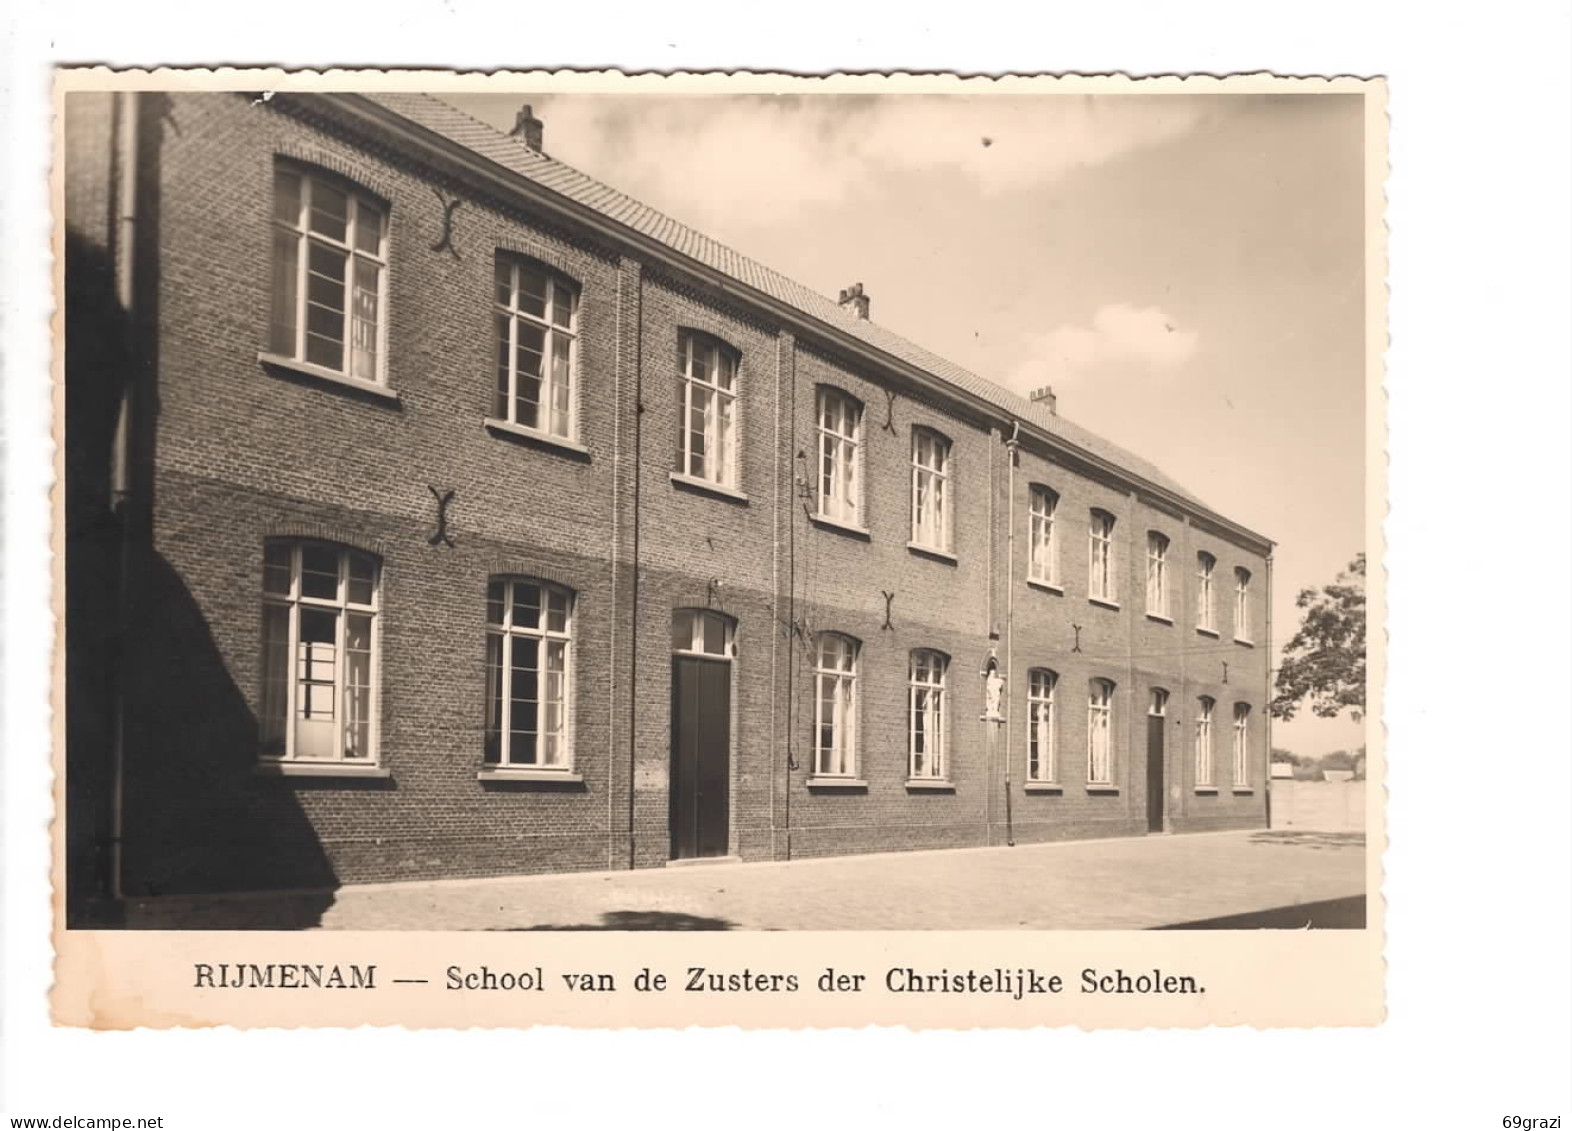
[
  {"left": 1146, "top": 713, "right": 1166, "bottom": 832},
  {"left": 670, "top": 655, "right": 731, "bottom": 859}
]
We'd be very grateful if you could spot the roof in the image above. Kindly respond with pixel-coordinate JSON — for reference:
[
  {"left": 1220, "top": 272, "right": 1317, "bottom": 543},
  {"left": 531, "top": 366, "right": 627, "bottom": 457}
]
[{"left": 360, "top": 92, "right": 1232, "bottom": 522}]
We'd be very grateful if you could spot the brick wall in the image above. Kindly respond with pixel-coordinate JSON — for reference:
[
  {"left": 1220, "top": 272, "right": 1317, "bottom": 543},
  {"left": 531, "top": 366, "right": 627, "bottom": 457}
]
[{"left": 69, "top": 91, "right": 1271, "bottom": 896}]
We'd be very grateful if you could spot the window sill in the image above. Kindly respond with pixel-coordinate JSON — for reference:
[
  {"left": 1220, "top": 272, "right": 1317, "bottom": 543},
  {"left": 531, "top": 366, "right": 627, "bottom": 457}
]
[
  {"left": 477, "top": 767, "right": 585, "bottom": 784},
  {"left": 255, "top": 761, "right": 391, "bottom": 779},
  {"left": 906, "top": 541, "right": 958, "bottom": 565},
  {"left": 1194, "top": 786, "right": 1219, "bottom": 795},
  {"left": 1234, "top": 638, "right": 1255, "bottom": 648},
  {"left": 1232, "top": 786, "right": 1255, "bottom": 795},
  {"left": 809, "top": 513, "right": 871, "bottom": 541},
  {"left": 257, "top": 352, "right": 400, "bottom": 403},
  {"left": 1196, "top": 626, "right": 1220, "bottom": 638},
  {"left": 1086, "top": 784, "right": 1120, "bottom": 794},
  {"left": 483, "top": 417, "right": 591, "bottom": 459},
  {"left": 1088, "top": 597, "right": 1121, "bottom": 611},
  {"left": 670, "top": 471, "right": 749, "bottom": 504},
  {"left": 905, "top": 778, "right": 956, "bottom": 792},
  {"left": 1026, "top": 578, "right": 1063, "bottom": 595},
  {"left": 1022, "top": 782, "right": 1063, "bottom": 794},
  {"left": 806, "top": 776, "right": 868, "bottom": 789},
  {"left": 1146, "top": 612, "right": 1174, "bottom": 625}
]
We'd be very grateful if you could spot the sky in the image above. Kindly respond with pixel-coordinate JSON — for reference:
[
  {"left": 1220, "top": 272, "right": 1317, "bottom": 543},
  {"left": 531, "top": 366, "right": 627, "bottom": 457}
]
[{"left": 446, "top": 90, "right": 1369, "bottom": 757}]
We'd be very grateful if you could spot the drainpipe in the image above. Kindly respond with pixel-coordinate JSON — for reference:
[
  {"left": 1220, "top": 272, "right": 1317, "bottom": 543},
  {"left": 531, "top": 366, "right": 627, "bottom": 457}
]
[
  {"left": 1003, "top": 422, "right": 1019, "bottom": 847},
  {"left": 1264, "top": 553, "right": 1274, "bottom": 829},
  {"left": 108, "top": 90, "right": 140, "bottom": 904}
]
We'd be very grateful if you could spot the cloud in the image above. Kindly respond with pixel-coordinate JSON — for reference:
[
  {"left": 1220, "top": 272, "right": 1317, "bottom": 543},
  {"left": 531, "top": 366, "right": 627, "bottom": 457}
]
[
  {"left": 492, "top": 93, "right": 1209, "bottom": 236},
  {"left": 1004, "top": 304, "right": 1200, "bottom": 392}
]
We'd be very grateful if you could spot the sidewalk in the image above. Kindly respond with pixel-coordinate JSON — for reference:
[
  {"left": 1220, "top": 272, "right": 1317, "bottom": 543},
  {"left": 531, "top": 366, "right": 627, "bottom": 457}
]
[{"left": 123, "top": 828, "right": 1367, "bottom": 931}]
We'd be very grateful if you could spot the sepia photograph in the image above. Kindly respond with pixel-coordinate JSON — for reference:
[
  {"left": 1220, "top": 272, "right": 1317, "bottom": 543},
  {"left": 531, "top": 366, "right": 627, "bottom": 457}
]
[{"left": 60, "top": 74, "right": 1378, "bottom": 941}]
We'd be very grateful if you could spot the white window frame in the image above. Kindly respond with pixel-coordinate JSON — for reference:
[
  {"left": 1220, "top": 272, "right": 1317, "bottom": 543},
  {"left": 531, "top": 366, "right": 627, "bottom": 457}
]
[
  {"left": 1027, "top": 669, "right": 1058, "bottom": 782},
  {"left": 816, "top": 388, "right": 863, "bottom": 526},
  {"left": 1087, "top": 678, "right": 1115, "bottom": 786},
  {"left": 1234, "top": 567, "right": 1253, "bottom": 642},
  {"left": 672, "top": 608, "right": 735, "bottom": 658},
  {"left": 908, "top": 650, "right": 949, "bottom": 780},
  {"left": 1197, "top": 552, "right": 1217, "bottom": 633},
  {"left": 269, "top": 166, "right": 389, "bottom": 383},
  {"left": 1233, "top": 703, "right": 1251, "bottom": 787},
  {"left": 813, "top": 633, "right": 859, "bottom": 777},
  {"left": 1195, "top": 697, "right": 1216, "bottom": 788},
  {"left": 1028, "top": 487, "right": 1059, "bottom": 586},
  {"left": 485, "top": 579, "right": 575, "bottom": 770},
  {"left": 1147, "top": 532, "right": 1171, "bottom": 618},
  {"left": 910, "top": 429, "right": 952, "bottom": 552},
  {"left": 1089, "top": 510, "right": 1117, "bottom": 603},
  {"left": 260, "top": 541, "right": 380, "bottom": 765},
  {"left": 494, "top": 257, "right": 579, "bottom": 440},
  {"left": 676, "top": 332, "right": 740, "bottom": 488}
]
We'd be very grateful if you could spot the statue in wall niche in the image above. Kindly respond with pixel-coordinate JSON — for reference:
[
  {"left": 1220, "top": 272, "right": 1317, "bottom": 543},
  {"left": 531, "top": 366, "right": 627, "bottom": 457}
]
[{"left": 983, "top": 664, "right": 1005, "bottom": 722}]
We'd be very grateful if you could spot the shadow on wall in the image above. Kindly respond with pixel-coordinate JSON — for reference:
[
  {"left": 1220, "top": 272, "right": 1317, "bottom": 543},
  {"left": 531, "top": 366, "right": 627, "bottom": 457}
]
[{"left": 65, "top": 94, "right": 339, "bottom": 929}]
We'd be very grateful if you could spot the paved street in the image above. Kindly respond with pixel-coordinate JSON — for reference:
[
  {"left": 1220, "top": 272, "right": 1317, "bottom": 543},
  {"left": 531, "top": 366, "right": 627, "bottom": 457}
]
[{"left": 124, "top": 829, "right": 1366, "bottom": 931}]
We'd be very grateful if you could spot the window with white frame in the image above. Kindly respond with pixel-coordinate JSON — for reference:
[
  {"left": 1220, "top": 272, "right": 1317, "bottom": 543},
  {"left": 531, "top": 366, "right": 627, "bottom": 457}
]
[
  {"left": 494, "top": 257, "right": 578, "bottom": 438},
  {"left": 1195, "top": 696, "right": 1216, "bottom": 787},
  {"left": 816, "top": 388, "right": 862, "bottom": 525},
  {"left": 1027, "top": 668, "right": 1058, "bottom": 782},
  {"left": 1087, "top": 678, "right": 1116, "bottom": 785},
  {"left": 1233, "top": 703, "right": 1251, "bottom": 786},
  {"left": 1028, "top": 487, "right": 1059, "bottom": 586},
  {"left": 260, "top": 541, "right": 379, "bottom": 763},
  {"left": 813, "top": 634, "right": 859, "bottom": 777},
  {"left": 908, "top": 650, "right": 949, "bottom": 780},
  {"left": 910, "top": 429, "right": 952, "bottom": 552},
  {"left": 676, "top": 331, "right": 739, "bottom": 487},
  {"left": 672, "top": 608, "right": 734, "bottom": 658},
  {"left": 1089, "top": 510, "right": 1117, "bottom": 602},
  {"left": 1197, "top": 552, "right": 1217, "bottom": 632},
  {"left": 269, "top": 166, "right": 387, "bottom": 381},
  {"left": 1147, "top": 532, "right": 1171, "bottom": 618},
  {"left": 484, "top": 579, "right": 574, "bottom": 770},
  {"left": 1234, "top": 567, "right": 1252, "bottom": 641}
]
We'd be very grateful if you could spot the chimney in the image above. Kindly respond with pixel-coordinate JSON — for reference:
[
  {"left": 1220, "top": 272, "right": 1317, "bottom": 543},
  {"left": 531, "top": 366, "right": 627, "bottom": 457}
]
[
  {"left": 511, "top": 104, "right": 544, "bottom": 153},
  {"left": 837, "top": 282, "right": 870, "bottom": 320},
  {"left": 1029, "top": 385, "right": 1058, "bottom": 415}
]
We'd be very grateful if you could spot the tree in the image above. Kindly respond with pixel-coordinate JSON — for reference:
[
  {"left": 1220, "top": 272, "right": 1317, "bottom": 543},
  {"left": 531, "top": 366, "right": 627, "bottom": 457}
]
[
  {"left": 1271, "top": 553, "right": 1366, "bottom": 723},
  {"left": 1270, "top": 747, "right": 1296, "bottom": 764}
]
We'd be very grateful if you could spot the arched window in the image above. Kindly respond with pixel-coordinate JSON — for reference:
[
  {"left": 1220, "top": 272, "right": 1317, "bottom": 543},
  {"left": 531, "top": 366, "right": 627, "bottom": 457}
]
[
  {"left": 1089, "top": 510, "right": 1117, "bottom": 602},
  {"left": 816, "top": 388, "right": 863, "bottom": 525},
  {"left": 1233, "top": 702, "right": 1252, "bottom": 787},
  {"left": 676, "top": 331, "right": 740, "bottom": 488},
  {"left": 671, "top": 608, "right": 735, "bottom": 658},
  {"left": 269, "top": 165, "right": 388, "bottom": 382},
  {"left": 908, "top": 650, "right": 949, "bottom": 780},
  {"left": 910, "top": 429, "right": 952, "bottom": 552},
  {"left": 1195, "top": 696, "right": 1216, "bottom": 788},
  {"left": 1234, "top": 567, "right": 1253, "bottom": 642},
  {"left": 1087, "top": 678, "right": 1116, "bottom": 785},
  {"left": 494, "top": 256, "right": 579, "bottom": 439},
  {"left": 260, "top": 540, "right": 380, "bottom": 763},
  {"left": 1196, "top": 552, "right": 1218, "bottom": 633},
  {"left": 1147, "top": 532, "right": 1171, "bottom": 618},
  {"left": 813, "top": 634, "right": 859, "bottom": 777},
  {"left": 485, "top": 579, "right": 575, "bottom": 769},
  {"left": 1027, "top": 669, "right": 1058, "bottom": 782},
  {"left": 1029, "top": 487, "right": 1059, "bottom": 586}
]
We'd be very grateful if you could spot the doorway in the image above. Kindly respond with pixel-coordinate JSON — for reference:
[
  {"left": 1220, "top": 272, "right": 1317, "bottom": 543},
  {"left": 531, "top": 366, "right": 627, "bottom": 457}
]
[
  {"left": 670, "top": 610, "right": 734, "bottom": 860},
  {"left": 1147, "top": 688, "right": 1168, "bottom": 833}
]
